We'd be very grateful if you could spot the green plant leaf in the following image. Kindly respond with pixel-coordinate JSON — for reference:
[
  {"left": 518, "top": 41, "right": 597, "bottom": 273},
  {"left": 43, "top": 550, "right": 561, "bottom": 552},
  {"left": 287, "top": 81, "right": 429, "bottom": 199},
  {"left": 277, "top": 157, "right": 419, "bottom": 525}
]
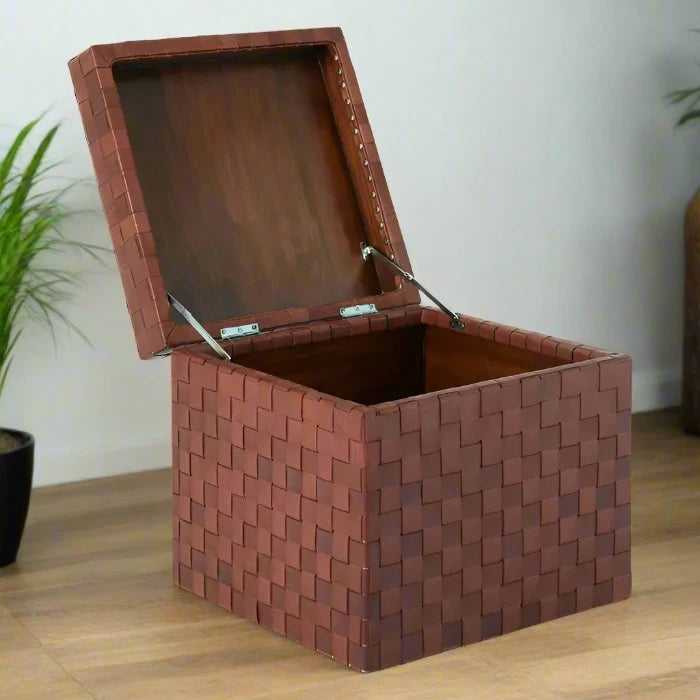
[
  {"left": 677, "top": 109, "right": 700, "bottom": 126},
  {"left": 0, "top": 117, "right": 106, "bottom": 405},
  {"left": 0, "top": 119, "right": 38, "bottom": 199},
  {"left": 7, "top": 125, "right": 59, "bottom": 215},
  {"left": 666, "top": 87, "right": 700, "bottom": 104}
]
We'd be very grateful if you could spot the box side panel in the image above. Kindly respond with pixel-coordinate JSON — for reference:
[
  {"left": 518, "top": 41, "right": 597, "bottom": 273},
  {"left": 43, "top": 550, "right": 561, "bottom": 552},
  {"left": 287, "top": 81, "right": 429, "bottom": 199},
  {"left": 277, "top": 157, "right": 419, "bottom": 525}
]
[
  {"left": 362, "top": 354, "right": 632, "bottom": 669},
  {"left": 69, "top": 49, "right": 171, "bottom": 359},
  {"left": 171, "top": 349, "right": 376, "bottom": 670}
]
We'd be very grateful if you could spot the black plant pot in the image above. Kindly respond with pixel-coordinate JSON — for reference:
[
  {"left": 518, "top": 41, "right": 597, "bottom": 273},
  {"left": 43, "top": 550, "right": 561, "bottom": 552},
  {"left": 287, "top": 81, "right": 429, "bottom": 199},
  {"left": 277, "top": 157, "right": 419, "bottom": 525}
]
[{"left": 0, "top": 428, "right": 34, "bottom": 567}]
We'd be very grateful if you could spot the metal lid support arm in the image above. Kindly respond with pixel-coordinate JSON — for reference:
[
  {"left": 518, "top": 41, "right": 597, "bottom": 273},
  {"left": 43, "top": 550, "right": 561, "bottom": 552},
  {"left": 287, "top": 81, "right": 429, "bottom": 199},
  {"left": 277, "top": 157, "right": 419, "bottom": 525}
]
[
  {"left": 361, "top": 244, "right": 465, "bottom": 330},
  {"left": 167, "top": 293, "right": 232, "bottom": 362}
]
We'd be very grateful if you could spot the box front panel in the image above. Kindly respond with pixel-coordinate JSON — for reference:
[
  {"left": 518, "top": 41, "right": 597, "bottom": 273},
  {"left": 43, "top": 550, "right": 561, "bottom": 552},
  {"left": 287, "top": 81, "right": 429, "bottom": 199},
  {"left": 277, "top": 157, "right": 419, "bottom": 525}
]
[
  {"left": 363, "top": 355, "right": 632, "bottom": 669},
  {"left": 171, "top": 350, "right": 374, "bottom": 669}
]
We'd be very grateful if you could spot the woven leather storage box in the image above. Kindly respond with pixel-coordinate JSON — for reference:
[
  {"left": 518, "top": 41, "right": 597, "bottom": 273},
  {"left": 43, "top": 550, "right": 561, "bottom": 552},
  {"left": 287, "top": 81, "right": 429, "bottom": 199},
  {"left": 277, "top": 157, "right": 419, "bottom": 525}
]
[{"left": 69, "top": 27, "right": 632, "bottom": 672}]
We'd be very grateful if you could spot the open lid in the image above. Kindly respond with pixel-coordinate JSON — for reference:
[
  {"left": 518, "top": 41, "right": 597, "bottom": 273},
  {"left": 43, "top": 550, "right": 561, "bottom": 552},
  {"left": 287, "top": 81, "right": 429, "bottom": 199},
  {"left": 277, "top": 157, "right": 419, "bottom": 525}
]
[{"left": 68, "top": 28, "right": 419, "bottom": 358}]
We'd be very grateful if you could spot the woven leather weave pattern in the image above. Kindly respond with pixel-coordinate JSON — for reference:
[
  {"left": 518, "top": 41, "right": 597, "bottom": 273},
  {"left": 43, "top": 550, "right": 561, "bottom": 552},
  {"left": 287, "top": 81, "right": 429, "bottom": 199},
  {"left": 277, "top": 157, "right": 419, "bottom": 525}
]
[{"left": 172, "top": 308, "right": 631, "bottom": 671}]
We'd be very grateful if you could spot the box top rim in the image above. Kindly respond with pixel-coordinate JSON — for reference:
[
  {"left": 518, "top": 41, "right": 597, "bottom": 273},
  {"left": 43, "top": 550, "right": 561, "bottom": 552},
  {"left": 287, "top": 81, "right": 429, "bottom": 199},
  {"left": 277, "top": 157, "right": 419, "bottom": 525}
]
[{"left": 171, "top": 305, "right": 623, "bottom": 413}]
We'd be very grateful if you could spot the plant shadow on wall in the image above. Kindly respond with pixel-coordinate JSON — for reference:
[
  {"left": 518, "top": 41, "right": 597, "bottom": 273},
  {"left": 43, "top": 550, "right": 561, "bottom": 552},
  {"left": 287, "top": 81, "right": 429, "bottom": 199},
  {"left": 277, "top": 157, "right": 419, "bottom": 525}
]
[
  {"left": 0, "top": 118, "right": 106, "bottom": 567},
  {"left": 668, "top": 39, "right": 700, "bottom": 436}
]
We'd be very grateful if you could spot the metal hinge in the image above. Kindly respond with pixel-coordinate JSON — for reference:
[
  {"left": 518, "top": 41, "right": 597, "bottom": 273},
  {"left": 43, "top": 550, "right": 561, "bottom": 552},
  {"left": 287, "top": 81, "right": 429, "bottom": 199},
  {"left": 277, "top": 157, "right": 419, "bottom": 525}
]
[
  {"left": 220, "top": 323, "right": 260, "bottom": 339},
  {"left": 360, "top": 243, "right": 465, "bottom": 330},
  {"left": 339, "top": 303, "right": 377, "bottom": 318}
]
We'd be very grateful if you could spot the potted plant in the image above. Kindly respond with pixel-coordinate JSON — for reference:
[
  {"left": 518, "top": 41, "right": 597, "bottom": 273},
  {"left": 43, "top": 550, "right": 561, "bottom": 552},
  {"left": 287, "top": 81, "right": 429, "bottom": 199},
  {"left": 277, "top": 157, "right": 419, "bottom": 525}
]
[
  {"left": 0, "top": 118, "right": 101, "bottom": 566},
  {"left": 669, "top": 72, "right": 700, "bottom": 434}
]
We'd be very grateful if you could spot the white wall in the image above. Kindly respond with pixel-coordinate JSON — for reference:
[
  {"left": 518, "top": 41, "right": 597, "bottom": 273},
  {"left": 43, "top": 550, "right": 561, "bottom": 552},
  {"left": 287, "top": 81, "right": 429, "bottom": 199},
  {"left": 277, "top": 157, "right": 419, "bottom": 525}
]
[{"left": 1, "top": 0, "right": 699, "bottom": 486}]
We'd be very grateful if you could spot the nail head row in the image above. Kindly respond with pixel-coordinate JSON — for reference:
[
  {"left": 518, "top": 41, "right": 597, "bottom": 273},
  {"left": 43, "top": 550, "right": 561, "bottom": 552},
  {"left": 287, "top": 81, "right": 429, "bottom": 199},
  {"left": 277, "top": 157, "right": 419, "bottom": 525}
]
[{"left": 334, "top": 48, "right": 393, "bottom": 261}]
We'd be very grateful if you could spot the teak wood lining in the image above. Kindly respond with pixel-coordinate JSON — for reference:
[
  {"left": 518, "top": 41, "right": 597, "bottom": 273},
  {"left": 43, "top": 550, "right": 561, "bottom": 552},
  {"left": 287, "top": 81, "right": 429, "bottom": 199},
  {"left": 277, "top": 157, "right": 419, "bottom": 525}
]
[
  {"left": 231, "top": 320, "right": 569, "bottom": 406},
  {"left": 233, "top": 325, "right": 424, "bottom": 405},
  {"left": 114, "top": 47, "right": 383, "bottom": 324},
  {"left": 423, "top": 326, "right": 570, "bottom": 394}
]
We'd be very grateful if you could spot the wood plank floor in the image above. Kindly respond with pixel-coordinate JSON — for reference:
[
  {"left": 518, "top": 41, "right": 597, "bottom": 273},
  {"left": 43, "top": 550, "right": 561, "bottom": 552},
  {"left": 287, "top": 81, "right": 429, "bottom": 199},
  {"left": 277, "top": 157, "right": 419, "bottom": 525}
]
[{"left": 0, "top": 409, "right": 698, "bottom": 699}]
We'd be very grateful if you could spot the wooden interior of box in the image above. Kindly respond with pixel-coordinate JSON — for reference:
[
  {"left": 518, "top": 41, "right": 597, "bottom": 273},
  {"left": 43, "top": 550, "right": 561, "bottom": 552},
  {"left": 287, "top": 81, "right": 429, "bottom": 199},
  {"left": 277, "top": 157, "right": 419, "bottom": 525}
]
[
  {"left": 231, "top": 322, "right": 569, "bottom": 406},
  {"left": 113, "top": 45, "right": 391, "bottom": 325}
]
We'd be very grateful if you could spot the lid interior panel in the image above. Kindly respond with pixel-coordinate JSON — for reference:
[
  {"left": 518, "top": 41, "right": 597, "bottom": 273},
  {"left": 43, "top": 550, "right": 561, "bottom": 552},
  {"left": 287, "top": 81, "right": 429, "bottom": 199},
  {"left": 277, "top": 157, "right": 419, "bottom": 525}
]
[{"left": 114, "top": 46, "right": 383, "bottom": 323}]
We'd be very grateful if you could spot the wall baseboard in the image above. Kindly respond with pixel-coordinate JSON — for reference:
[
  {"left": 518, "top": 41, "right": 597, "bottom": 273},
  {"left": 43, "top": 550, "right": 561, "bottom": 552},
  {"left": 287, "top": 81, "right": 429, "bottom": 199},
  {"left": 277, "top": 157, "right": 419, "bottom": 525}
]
[
  {"left": 33, "top": 439, "right": 171, "bottom": 487},
  {"left": 632, "top": 367, "right": 681, "bottom": 414}
]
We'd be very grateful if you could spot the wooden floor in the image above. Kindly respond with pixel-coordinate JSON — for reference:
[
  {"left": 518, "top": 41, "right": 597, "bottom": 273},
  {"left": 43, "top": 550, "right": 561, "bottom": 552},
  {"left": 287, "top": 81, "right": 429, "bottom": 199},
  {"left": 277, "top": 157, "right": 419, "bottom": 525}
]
[{"left": 0, "top": 409, "right": 698, "bottom": 699}]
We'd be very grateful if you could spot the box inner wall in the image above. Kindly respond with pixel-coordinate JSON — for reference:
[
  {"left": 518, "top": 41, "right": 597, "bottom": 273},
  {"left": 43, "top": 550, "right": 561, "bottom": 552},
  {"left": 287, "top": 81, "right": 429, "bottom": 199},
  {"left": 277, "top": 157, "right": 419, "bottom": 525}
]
[{"left": 231, "top": 323, "right": 569, "bottom": 405}]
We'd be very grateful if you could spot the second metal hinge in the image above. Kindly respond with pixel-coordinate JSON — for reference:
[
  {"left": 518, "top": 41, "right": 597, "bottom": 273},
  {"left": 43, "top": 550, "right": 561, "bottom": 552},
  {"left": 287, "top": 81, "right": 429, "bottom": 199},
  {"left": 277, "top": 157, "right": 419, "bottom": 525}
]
[
  {"left": 339, "top": 303, "right": 377, "bottom": 318},
  {"left": 221, "top": 323, "right": 260, "bottom": 339}
]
